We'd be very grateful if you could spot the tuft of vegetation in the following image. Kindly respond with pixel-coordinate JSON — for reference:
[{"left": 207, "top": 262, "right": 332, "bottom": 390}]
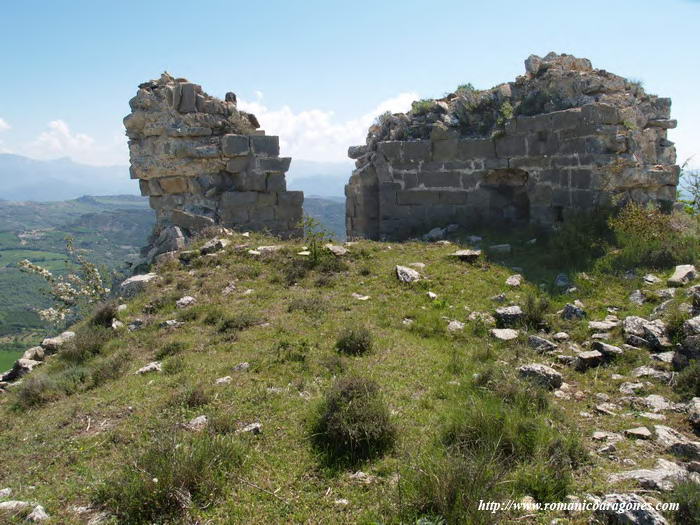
[
  {"left": 674, "top": 361, "right": 700, "bottom": 401},
  {"left": 411, "top": 99, "right": 437, "bottom": 116},
  {"left": 156, "top": 341, "right": 188, "bottom": 360},
  {"left": 401, "top": 371, "right": 585, "bottom": 523},
  {"left": 521, "top": 292, "right": 550, "bottom": 330},
  {"left": 604, "top": 202, "right": 699, "bottom": 271},
  {"left": 59, "top": 325, "right": 113, "bottom": 365},
  {"left": 335, "top": 326, "right": 373, "bottom": 355},
  {"left": 669, "top": 480, "right": 700, "bottom": 525},
  {"left": 310, "top": 375, "right": 396, "bottom": 465},
  {"left": 90, "top": 300, "right": 118, "bottom": 328},
  {"left": 94, "top": 431, "right": 244, "bottom": 524},
  {"left": 217, "top": 312, "right": 260, "bottom": 334}
]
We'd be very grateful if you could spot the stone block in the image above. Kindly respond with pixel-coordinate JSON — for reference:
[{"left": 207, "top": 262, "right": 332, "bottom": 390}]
[
  {"left": 421, "top": 171, "right": 461, "bottom": 188},
  {"left": 170, "top": 209, "right": 215, "bottom": 232},
  {"left": 581, "top": 103, "right": 620, "bottom": 125},
  {"left": 348, "top": 145, "right": 368, "bottom": 159},
  {"left": 278, "top": 191, "right": 304, "bottom": 208},
  {"left": 166, "top": 127, "right": 212, "bottom": 137},
  {"left": 456, "top": 139, "right": 496, "bottom": 160},
  {"left": 396, "top": 190, "right": 441, "bottom": 206},
  {"left": 159, "top": 177, "right": 189, "bottom": 194},
  {"left": 495, "top": 135, "right": 527, "bottom": 157},
  {"left": 439, "top": 191, "right": 468, "bottom": 205},
  {"left": 276, "top": 203, "right": 303, "bottom": 222},
  {"left": 222, "top": 134, "right": 250, "bottom": 156},
  {"left": 139, "top": 179, "right": 151, "bottom": 196},
  {"left": 226, "top": 156, "right": 250, "bottom": 173},
  {"left": 250, "top": 135, "right": 279, "bottom": 157},
  {"left": 432, "top": 139, "right": 458, "bottom": 161},
  {"left": 257, "top": 157, "right": 291, "bottom": 173},
  {"left": 231, "top": 172, "right": 267, "bottom": 192},
  {"left": 256, "top": 192, "right": 277, "bottom": 207},
  {"left": 266, "top": 173, "right": 286, "bottom": 192},
  {"left": 570, "top": 168, "right": 593, "bottom": 189},
  {"left": 221, "top": 191, "right": 258, "bottom": 208},
  {"left": 549, "top": 108, "right": 584, "bottom": 129},
  {"left": 377, "top": 141, "right": 402, "bottom": 162},
  {"left": 403, "top": 140, "right": 431, "bottom": 162},
  {"left": 175, "top": 83, "right": 198, "bottom": 113}
]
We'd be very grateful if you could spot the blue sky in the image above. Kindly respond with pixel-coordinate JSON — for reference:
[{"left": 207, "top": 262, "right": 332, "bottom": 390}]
[{"left": 0, "top": 0, "right": 698, "bottom": 167}]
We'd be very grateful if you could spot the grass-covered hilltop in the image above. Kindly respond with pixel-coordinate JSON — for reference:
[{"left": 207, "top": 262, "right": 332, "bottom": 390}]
[{"left": 1, "top": 203, "right": 700, "bottom": 524}]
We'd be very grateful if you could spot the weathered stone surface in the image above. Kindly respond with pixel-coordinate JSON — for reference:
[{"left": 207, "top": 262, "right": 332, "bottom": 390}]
[
  {"left": 528, "top": 335, "right": 557, "bottom": 352},
  {"left": 668, "top": 264, "right": 696, "bottom": 286},
  {"left": 120, "top": 273, "right": 158, "bottom": 297},
  {"left": 396, "top": 265, "right": 420, "bottom": 283},
  {"left": 518, "top": 363, "right": 563, "bottom": 389},
  {"left": 41, "top": 331, "right": 75, "bottom": 353},
  {"left": 594, "top": 493, "right": 668, "bottom": 525},
  {"left": 490, "top": 328, "right": 519, "bottom": 341},
  {"left": 345, "top": 53, "right": 679, "bottom": 241},
  {"left": 126, "top": 74, "right": 302, "bottom": 260},
  {"left": 495, "top": 305, "right": 523, "bottom": 326},
  {"left": 654, "top": 425, "right": 700, "bottom": 459},
  {"left": 608, "top": 458, "right": 698, "bottom": 491}
]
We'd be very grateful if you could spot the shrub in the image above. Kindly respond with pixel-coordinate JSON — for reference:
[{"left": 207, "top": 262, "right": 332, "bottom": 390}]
[
  {"left": 59, "top": 325, "right": 112, "bottom": 364},
  {"left": 90, "top": 349, "right": 130, "bottom": 387},
  {"left": 170, "top": 384, "right": 211, "bottom": 408},
  {"left": 94, "top": 431, "right": 244, "bottom": 523},
  {"left": 674, "top": 361, "right": 700, "bottom": 401},
  {"left": 156, "top": 341, "right": 188, "bottom": 360},
  {"left": 311, "top": 376, "right": 396, "bottom": 464},
  {"left": 14, "top": 374, "right": 59, "bottom": 409},
  {"left": 411, "top": 99, "right": 436, "bottom": 116},
  {"left": 288, "top": 296, "right": 327, "bottom": 315},
  {"left": 521, "top": 293, "right": 550, "bottom": 330},
  {"left": 606, "top": 202, "right": 699, "bottom": 270},
  {"left": 401, "top": 374, "right": 584, "bottom": 523},
  {"left": 335, "top": 326, "right": 373, "bottom": 355},
  {"left": 162, "top": 355, "right": 185, "bottom": 376},
  {"left": 218, "top": 312, "right": 259, "bottom": 333},
  {"left": 670, "top": 479, "right": 700, "bottom": 525},
  {"left": 273, "top": 340, "right": 309, "bottom": 364},
  {"left": 546, "top": 210, "right": 610, "bottom": 269},
  {"left": 91, "top": 301, "right": 118, "bottom": 327}
]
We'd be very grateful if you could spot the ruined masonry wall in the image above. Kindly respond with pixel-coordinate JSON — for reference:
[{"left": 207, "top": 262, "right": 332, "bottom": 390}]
[
  {"left": 345, "top": 54, "right": 679, "bottom": 240},
  {"left": 125, "top": 73, "right": 303, "bottom": 260}
]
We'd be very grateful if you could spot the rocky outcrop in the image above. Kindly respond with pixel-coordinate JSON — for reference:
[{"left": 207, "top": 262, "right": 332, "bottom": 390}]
[
  {"left": 125, "top": 73, "right": 303, "bottom": 261},
  {"left": 345, "top": 52, "right": 679, "bottom": 240}
]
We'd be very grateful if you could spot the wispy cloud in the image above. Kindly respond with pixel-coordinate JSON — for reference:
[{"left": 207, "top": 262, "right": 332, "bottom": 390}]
[
  {"left": 0, "top": 118, "right": 10, "bottom": 132},
  {"left": 238, "top": 92, "right": 418, "bottom": 162},
  {"left": 18, "top": 120, "right": 127, "bottom": 166}
]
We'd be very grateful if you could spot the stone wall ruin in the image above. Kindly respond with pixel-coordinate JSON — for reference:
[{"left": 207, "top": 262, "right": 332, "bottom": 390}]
[
  {"left": 345, "top": 53, "right": 679, "bottom": 240},
  {"left": 125, "top": 73, "right": 303, "bottom": 260}
]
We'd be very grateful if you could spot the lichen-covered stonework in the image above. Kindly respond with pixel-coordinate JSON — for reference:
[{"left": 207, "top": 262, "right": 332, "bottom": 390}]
[
  {"left": 345, "top": 53, "right": 679, "bottom": 240},
  {"left": 125, "top": 73, "right": 303, "bottom": 260}
]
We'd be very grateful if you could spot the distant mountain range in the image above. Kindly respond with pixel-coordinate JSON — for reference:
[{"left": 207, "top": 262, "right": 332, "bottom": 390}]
[{"left": 0, "top": 154, "right": 351, "bottom": 201}]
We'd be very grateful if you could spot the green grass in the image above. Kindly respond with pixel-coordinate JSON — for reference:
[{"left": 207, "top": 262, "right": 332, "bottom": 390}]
[{"left": 0, "top": 226, "right": 696, "bottom": 523}]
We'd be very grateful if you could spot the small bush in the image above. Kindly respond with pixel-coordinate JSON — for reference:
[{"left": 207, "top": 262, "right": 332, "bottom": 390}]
[
  {"left": 91, "top": 301, "right": 118, "bottom": 327},
  {"left": 94, "top": 431, "right": 244, "bottom": 523},
  {"left": 546, "top": 210, "right": 610, "bottom": 269},
  {"left": 59, "top": 325, "right": 112, "bottom": 365},
  {"left": 670, "top": 479, "right": 700, "bottom": 525},
  {"left": 311, "top": 376, "right": 396, "bottom": 464},
  {"left": 320, "top": 354, "right": 346, "bottom": 375},
  {"left": 521, "top": 293, "right": 550, "bottom": 330},
  {"left": 90, "top": 349, "right": 130, "bottom": 387},
  {"left": 335, "top": 326, "right": 373, "bottom": 355},
  {"left": 162, "top": 355, "right": 185, "bottom": 376},
  {"left": 606, "top": 202, "right": 699, "bottom": 270},
  {"left": 288, "top": 296, "right": 327, "bottom": 315},
  {"left": 411, "top": 99, "right": 437, "bottom": 116},
  {"left": 156, "top": 341, "right": 188, "bottom": 360},
  {"left": 14, "top": 375, "right": 59, "bottom": 409},
  {"left": 273, "top": 340, "right": 309, "bottom": 364},
  {"left": 170, "top": 384, "right": 211, "bottom": 408},
  {"left": 218, "top": 312, "right": 259, "bottom": 333},
  {"left": 674, "top": 361, "right": 700, "bottom": 401}
]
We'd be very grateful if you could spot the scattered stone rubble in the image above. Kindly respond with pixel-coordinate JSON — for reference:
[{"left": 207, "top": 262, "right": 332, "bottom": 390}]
[
  {"left": 346, "top": 52, "right": 679, "bottom": 240},
  {"left": 125, "top": 73, "right": 303, "bottom": 262}
]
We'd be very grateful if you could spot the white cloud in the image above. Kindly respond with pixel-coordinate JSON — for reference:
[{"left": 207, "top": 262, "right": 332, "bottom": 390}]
[
  {"left": 19, "top": 120, "right": 127, "bottom": 166},
  {"left": 238, "top": 92, "right": 418, "bottom": 162},
  {"left": 0, "top": 118, "right": 10, "bottom": 132}
]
